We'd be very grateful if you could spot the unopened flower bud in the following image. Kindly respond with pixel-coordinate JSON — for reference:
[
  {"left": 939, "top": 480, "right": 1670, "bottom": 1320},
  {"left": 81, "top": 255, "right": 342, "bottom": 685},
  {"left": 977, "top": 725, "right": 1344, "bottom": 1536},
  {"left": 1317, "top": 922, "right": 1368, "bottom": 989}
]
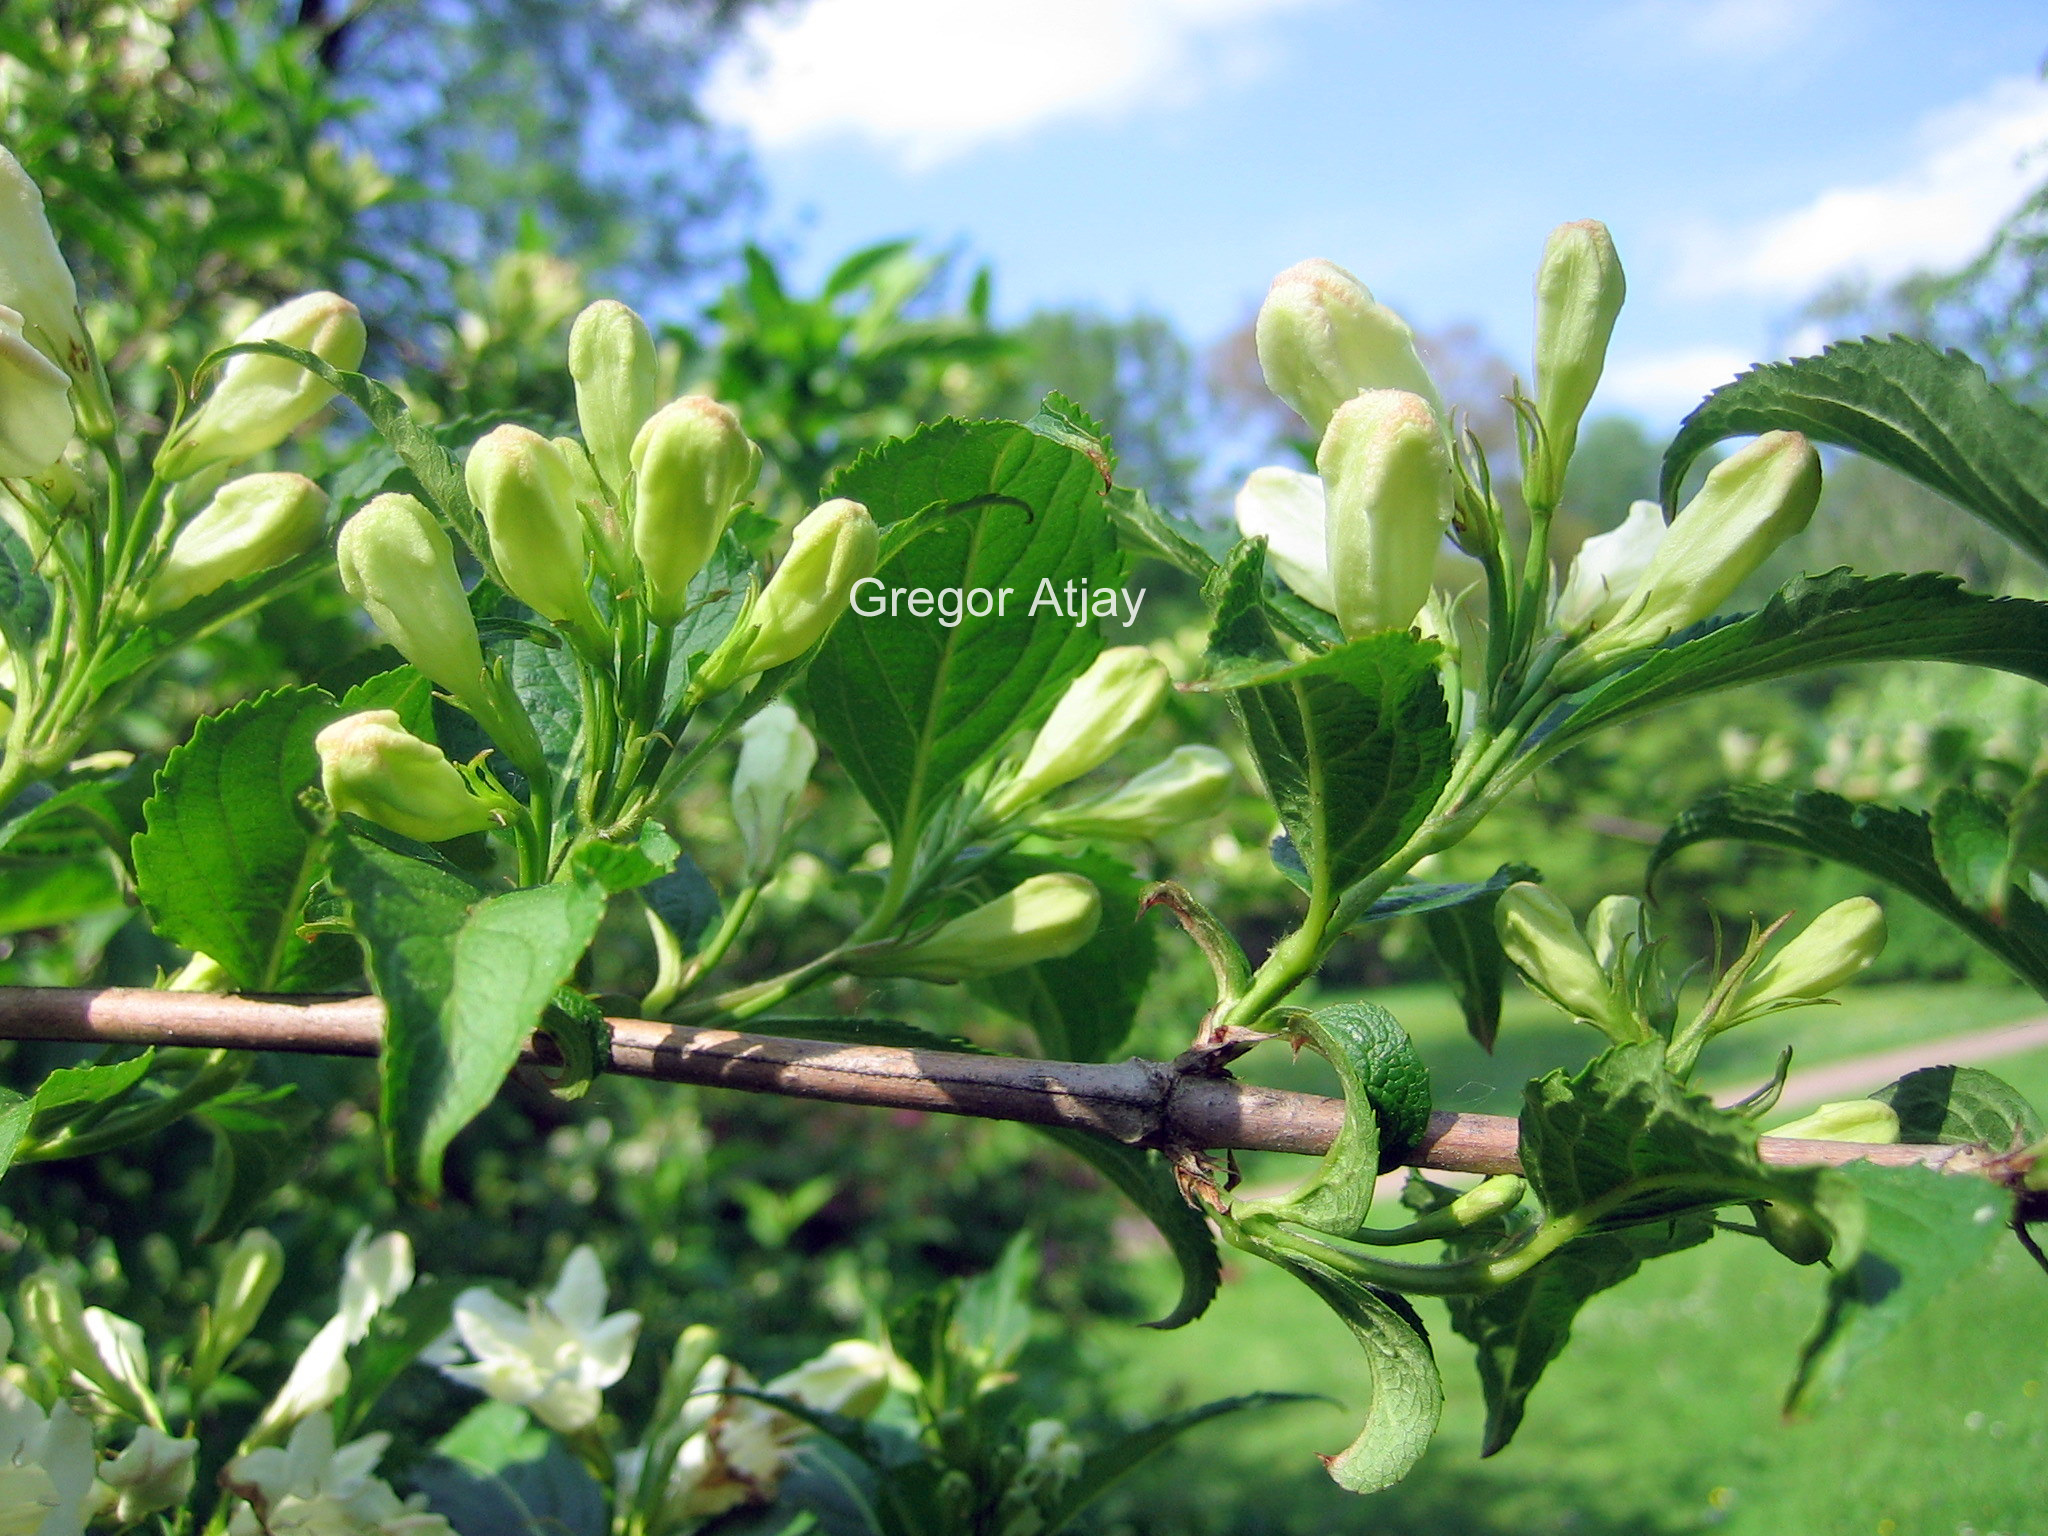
[
  {"left": 194, "top": 1228, "right": 283, "bottom": 1387},
  {"left": 1767, "top": 1098, "right": 1901, "bottom": 1144},
  {"left": 1732, "top": 897, "right": 1885, "bottom": 1014},
  {"left": 569, "top": 300, "right": 658, "bottom": 490},
  {"left": 158, "top": 291, "right": 366, "bottom": 480},
  {"left": 0, "top": 303, "right": 72, "bottom": 477},
  {"left": 20, "top": 1271, "right": 98, "bottom": 1383},
  {"left": 630, "top": 395, "right": 761, "bottom": 624},
  {"left": 853, "top": 873, "right": 1101, "bottom": 983},
  {"left": 696, "top": 498, "right": 878, "bottom": 691},
  {"left": 1529, "top": 220, "right": 1625, "bottom": 511},
  {"left": 985, "top": 647, "right": 1172, "bottom": 822},
  {"left": 1578, "top": 432, "right": 1821, "bottom": 665},
  {"left": 732, "top": 701, "right": 817, "bottom": 877},
  {"left": 316, "top": 710, "right": 493, "bottom": 843},
  {"left": 1583, "top": 893, "right": 1645, "bottom": 973},
  {"left": 1495, "top": 882, "right": 1632, "bottom": 1036},
  {"left": 1317, "top": 389, "right": 1454, "bottom": 639},
  {"left": 465, "top": 424, "right": 600, "bottom": 629},
  {"left": 22, "top": 1274, "right": 159, "bottom": 1423},
  {"left": 1556, "top": 501, "right": 1664, "bottom": 634},
  {"left": 1255, "top": 259, "right": 1441, "bottom": 435},
  {"left": 765, "top": 1339, "right": 892, "bottom": 1419},
  {"left": 1033, "top": 745, "right": 1233, "bottom": 841},
  {"left": 143, "top": 472, "right": 327, "bottom": 616},
  {"left": 103, "top": 1426, "right": 198, "bottom": 1522},
  {"left": 1233, "top": 466, "right": 1334, "bottom": 612},
  {"left": 0, "top": 147, "right": 92, "bottom": 385},
  {"left": 336, "top": 494, "right": 488, "bottom": 708}
]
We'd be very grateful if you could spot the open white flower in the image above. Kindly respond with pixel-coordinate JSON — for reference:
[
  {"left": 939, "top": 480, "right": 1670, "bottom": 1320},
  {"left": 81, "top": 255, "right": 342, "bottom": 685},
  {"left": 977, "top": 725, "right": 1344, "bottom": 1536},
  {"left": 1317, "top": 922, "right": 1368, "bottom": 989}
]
[
  {"left": 101, "top": 1426, "right": 199, "bottom": 1524},
  {"left": 0, "top": 1383, "right": 95, "bottom": 1536},
  {"left": 1233, "top": 466, "right": 1333, "bottom": 613},
  {"left": 442, "top": 1245, "right": 640, "bottom": 1433},
  {"left": 224, "top": 1411, "right": 451, "bottom": 1536},
  {"left": 1555, "top": 500, "right": 1665, "bottom": 634},
  {"left": 249, "top": 1230, "right": 415, "bottom": 1444}
]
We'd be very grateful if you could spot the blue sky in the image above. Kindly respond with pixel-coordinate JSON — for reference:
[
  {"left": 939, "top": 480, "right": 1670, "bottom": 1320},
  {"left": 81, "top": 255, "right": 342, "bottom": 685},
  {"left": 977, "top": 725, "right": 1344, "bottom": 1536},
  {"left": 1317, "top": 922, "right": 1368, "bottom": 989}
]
[{"left": 706, "top": 0, "right": 2048, "bottom": 428}]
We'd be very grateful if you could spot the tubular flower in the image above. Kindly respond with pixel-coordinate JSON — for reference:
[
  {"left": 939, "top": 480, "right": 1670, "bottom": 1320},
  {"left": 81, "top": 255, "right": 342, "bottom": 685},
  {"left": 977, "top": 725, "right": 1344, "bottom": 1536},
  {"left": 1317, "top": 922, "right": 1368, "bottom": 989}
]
[
  {"left": 1767, "top": 1099, "right": 1901, "bottom": 1144},
  {"left": 1317, "top": 388, "right": 1455, "bottom": 639},
  {"left": 1255, "top": 258, "right": 1442, "bottom": 435},
  {"left": 143, "top": 472, "right": 327, "bottom": 616},
  {"left": 731, "top": 701, "right": 817, "bottom": 878},
  {"left": 1495, "top": 882, "right": 1634, "bottom": 1038},
  {"left": 465, "top": 424, "right": 600, "bottom": 629},
  {"left": 224, "top": 1412, "right": 451, "bottom": 1536},
  {"left": 630, "top": 395, "right": 761, "bottom": 624},
  {"left": 102, "top": 1427, "right": 200, "bottom": 1524},
  {"left": 0, "top": 147, "right": 92, "bottom": 387},
  {"left": 984, "top": 646, "right": 1172, "bottom": 822},
  {"left": 568, "top": 300, "right": 658, "bottom": 490},
  {"left": 336, "top": 494, "right": 488, "bottom": 709},
  {"left": 1033, "top": 745, "right": 1235, "bottom": 842},
  {"left": 1233, "top": 466, "right": 1335, "bottom": 612},
  {"left": 0, "top": 1385, "right": 94, "bottom": 1536},
  {"left": 249, "top": 1230, "right": 415, "bottom": 1444},
  {"left": 316, "top": 711, "right": 494, "bottom": 844},
  {"left": 1529, "top": 220, "right": 1625, "bottom": 511},
  {"left": 442, "top": 1245, "right": 641, "bottom": 1434},
  {"left": 0, "top": 304, "right": 71, "bottom": 478},
  {"left": 1731, "top": 897, "right": 1886, "bottom": 1016},
  {"left": 853, "top": 874, "right": 1102, "bottom": 984},
  {"left": 696, "top": 498, "right": 878, "bottom": 692},
  {"left": 1555, "top": 500, "right": 1665, "bottom": 634}
]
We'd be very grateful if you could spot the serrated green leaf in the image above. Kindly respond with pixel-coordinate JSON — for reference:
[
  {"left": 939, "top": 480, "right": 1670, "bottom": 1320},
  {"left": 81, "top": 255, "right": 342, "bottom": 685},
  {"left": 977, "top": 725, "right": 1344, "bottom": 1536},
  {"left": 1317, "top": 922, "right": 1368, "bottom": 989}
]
[
  {"left": 1040, "top": 1392, "right": 1316, "bottom": 1532},
  {"left": 29, "top": 1052, "right": 154, "bottom": 1119},
  {"left": 133, "top": 687, "right": 342, "bottom": 991},
  {"left": 1363, "top": 863, "right": 1537, "bottom": 923},
  {"left": 807, "top": 418, "right": 1123, "bottom": 839},
  {"left": 338, "top": 665, "right": 437, "bottom": 742},
  {"left": 1662, "top": 337, "right": 2048, "bottom": 568},
  {"left": 85, "top": 550, "right": 330, "bottom": 693},
  {"left": 0, "top": 517, "right": 49, "bottom": 652},
  {"left": 1871, "top": 1064, "right": 2045, "bottom": 1148},
  {"left": 1930, "top": 785, "right": 2009, "bottom": 911},
  {"left": 570, "top": 822, "right": 679, "bottom": 894},
  {"left": 1544, "top": 571, "right": 2048, "bottom": 758},
  {"left": 1651, "top": 784, "right": 2048, "bottom": 1000},
  {"left": 0, "top": 856, "right": 122, "bottom": 934},
  {"left": 0, "top": 761, "right": 147, "bottom": 863}
]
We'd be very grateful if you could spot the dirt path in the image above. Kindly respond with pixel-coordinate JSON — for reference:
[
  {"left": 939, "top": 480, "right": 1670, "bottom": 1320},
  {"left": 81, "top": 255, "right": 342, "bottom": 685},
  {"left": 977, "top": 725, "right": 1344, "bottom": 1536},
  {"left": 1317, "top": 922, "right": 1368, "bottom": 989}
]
[{"left": 1712, "top": 1015, "right": 2048, "bottom": 1110}]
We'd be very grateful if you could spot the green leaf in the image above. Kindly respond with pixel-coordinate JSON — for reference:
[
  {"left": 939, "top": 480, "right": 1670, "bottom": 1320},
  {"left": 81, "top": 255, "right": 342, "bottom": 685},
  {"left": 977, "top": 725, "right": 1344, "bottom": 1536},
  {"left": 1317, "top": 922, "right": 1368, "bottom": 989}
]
[
  {"left": 1651, "top": 784, "right": 2048, "bottom": 1000},
  {"left": 1034, "top": 1127, "right": 1219, "bottom": 1330},
  {"left": 1415, "top": 870, "right": 1535, "bottom": 1053},
  {"left": 1870, "top": 1064, "right": 2045, "bottom": 1148},
  {"left": 0, "top": 760, "right": 150, "bottom": 863},
  {"left": 1787, "top": 1161, "right": 2007, "bottom": 1413},
  {"left": 1363, "top": 863, "right": 1537, "bottom": 924},
  {"left": 807, "top": 418, "right": 1124, "bottom": 839},
  {"left": 1930, "top": 785, "right": 2009, "bottom": 911},
  {"left": 0, "top": 517, "right": 50, "bottom": 652},
  {"left": 1105, "top": 483, "right": 1217, "bottom": 578},
  {"left": 0, "top": 856, "right": 121, "bottom": 935},
  {"left": 340, "top": 666, "right": 437, "bottom": 742},
  {"left": 133, "top": 687, "right": 342, "bottom": 991},
  {"left": 1040, "top": 1393, "right": 1316, "bottom": 1533},
  {"left": 1543, "top": 571, "right": 2048, "bottom": 758},
  {"left": 329, "top": 832, "right": 606, "bottom": 1198},
  {"left": 1661, "top": 337, "right": 2048, "bottom": 568},
  {"left": 85, "top": 551, "right": 330, "bottom": 693},
  {"left": 194, "top": 1089, "right": 315, "bottom": 1242},
  {"left": 336, "top": 1277, "right": 465, "bottom": 1436},
  {"left": 570, "top": 821, "right": 679, "bottom": 894},
  {"left": 641, "top": 853, "right": 722, "bottom": 952},
  {"left": 30, "top": 1052, "right": 156, "bottom": 1122},
  {"left": 0, "top": 1089, "right": 33, "bottom": 1186}
]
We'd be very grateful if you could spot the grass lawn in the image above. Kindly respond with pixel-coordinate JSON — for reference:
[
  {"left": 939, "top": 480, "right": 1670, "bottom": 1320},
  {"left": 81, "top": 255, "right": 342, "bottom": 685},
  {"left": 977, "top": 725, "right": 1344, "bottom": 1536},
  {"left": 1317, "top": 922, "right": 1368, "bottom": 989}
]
[{"left": 1080, "top": 983, "right": 2048, "bottom": 1535}]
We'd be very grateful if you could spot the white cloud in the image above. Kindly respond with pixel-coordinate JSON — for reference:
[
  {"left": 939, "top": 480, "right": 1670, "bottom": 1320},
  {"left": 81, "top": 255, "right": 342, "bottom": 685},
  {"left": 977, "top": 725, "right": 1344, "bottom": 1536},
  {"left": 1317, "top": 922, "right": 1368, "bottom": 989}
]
[
  {"left": 1600, "top": 345, "right": 1755, "bottom": 419},
  {"left": 1676, "top": 74, "right": 2048, "bottom": 300},
  {"left": 704, "top": 0, "right": 1327, "bottom": 170},
  {"left": 1617, "top": 0, "right": 1848, "bottom": 60}
]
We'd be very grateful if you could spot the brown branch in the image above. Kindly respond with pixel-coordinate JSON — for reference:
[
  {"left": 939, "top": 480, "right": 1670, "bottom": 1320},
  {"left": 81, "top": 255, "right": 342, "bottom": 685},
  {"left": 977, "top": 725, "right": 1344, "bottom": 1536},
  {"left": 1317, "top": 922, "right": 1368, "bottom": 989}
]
[{"left": 0, "top": 987, "right": 1968, "bottom": 1176}]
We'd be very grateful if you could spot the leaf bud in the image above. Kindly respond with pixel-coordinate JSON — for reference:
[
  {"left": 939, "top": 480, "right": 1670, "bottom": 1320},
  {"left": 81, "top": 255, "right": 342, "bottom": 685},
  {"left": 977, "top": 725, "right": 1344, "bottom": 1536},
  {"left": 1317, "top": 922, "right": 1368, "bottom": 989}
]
[
  {"left": 0, "top": 147, "right": 93, "bottom": 386},
  {"left": 1732, "top": 897, "right": 1886, "bottom": 1014},
  {"left": 157, "top": 291, "right": 366, "bottom": 480},
  {"left": 316, "top": 710, "right": 494, "bottom": 843},
  {"left": 1317, "top": 388, "right": 1455, "bottom": 639},
  {"left": 465, "top": 424, "right": 600, "bottom": 629},
  {"left": 1255, "top": 259, "right": 1442, "bottom": 436},
  {"left": 1555, "top": 500, "right": 1664, "bottom": 634},
  {"left": 1033, "top": 745, "right": 1234, "bottom": 842},
  {"left": 0, "top": 303, "right": 72, "bottom": 477},
  {"left": 1495, "top": 882, "right": 1633, "bottom": 1038},
  {"left": 1529, "top": 220, "right": 1626, "bottom": 511},
  {"left": 103, "top": 1426, "right": 198, "bottom": 1522},
  {"left": 1766, "top": 1098, "right": 1901, "bottom": 1144},
  {"left": 630, "top": 395, "right": 762, "bottom": 624},
  {"left": 1577, "top": 432, "right": 1821, "bottom": 666},
  {"left": 852, "top": 873, "right": 1102, "bottom": 983},
  {"left": 731, "top": 700, "right": 817, "bottom": 878},
  {"left": 569, "top": 299, "right": 658, "bottom": 490},
  {"left": 336, "top": 494, "right": 488, "bottom": 710},
  {"left": 984, "top": 646, "right": 1172, "bottom": 822},
  {"left": 142, "top": 472, "right": 327, "bottom": 616},
  {"left": 695, "top": 498, "right": 878, "bottom": 691},
  {"left": 1233, "top": 465, "right": 1334, "bottom": 612}
]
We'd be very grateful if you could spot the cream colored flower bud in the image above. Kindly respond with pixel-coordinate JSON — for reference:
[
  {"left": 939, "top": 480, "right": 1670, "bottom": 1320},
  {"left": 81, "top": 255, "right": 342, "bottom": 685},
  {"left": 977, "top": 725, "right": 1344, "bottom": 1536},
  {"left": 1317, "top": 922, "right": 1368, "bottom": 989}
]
[
  {"left": 0, "top": 303, "right": 72, "bottom": 476},
  {"left": 143, "top": 472, "right": 327, "bottom": 616},
  {"left": 1767, "top": 1098, "right": 1901, "bottom": 1144},
  {"left": 856, "top": 873, "right": 1101, "bottom": 983},
  {"left": 732, "top": 700, "right": 817, "bottom": 877},
  {"left": 197, "top": 1229, "right": 284, "bottom": 1384},
  {"left": 465, "top": 424, "right": 599, "bottom": 628},
  {"left": 1579, "top": 432, "right": 1821, "bottom": 664},
  {"left": 1530, "top": 220, "right": 1625, "bottom": 511},
  {"left": 316, "top": 710, "right": 493, "bottom": 843},
  {"left": 1583, "top": 893, "right": 1646, "bottom": 972},
  {"left": 1255, "top": 259, "right": 1442, "bottom": 435},
  {"left": 765, "top": 1339, "right": 893, "bottom": 1419},
  {"left": 22, "top": 1273, "right": 158, "bottom": 1423},
  {"left": 1233, "top": 465, "right": 1334, "bottom": 612},
  {"left": 0, "top": 147, "right": 92, "bottom": 383},
  {"left": 1033, "top": 745, "right": 1233, "bottom": 842},
  {"left": 1317, "top": 389, "right": 1454, "bottom": 639},
  {"left": 630, "top": 395, "right": 761, "bottom": 624},
  {"left": 1732, "top": 897, "right": 1886, "bottom": 1014},
  {"left": 20, "top": 1271, "right": 99, "bottom": 1383},
  {"left": 1495, "top": 882, "right": 1631, "bottom": 1035},
  {"left": 104, "top": 1426, "right": 199, "bottom": 1522},
  {"left": 697, "top": 498, "right": 878, "bottom": 691},
  {"left": 569, "top": 300, "right": 658, "bottom": 490},
  {"left": 985, "top": 646, "right": 1172, "bottom": 822},
  {"left": 158, "top": 291, "right": 366, "bottom": 480},
  {"left": 336, "top": 494, "right": 488, "bottom": 708},
  {"left": 1556, "top": 500, "right": 1664, "bottom": 634}
]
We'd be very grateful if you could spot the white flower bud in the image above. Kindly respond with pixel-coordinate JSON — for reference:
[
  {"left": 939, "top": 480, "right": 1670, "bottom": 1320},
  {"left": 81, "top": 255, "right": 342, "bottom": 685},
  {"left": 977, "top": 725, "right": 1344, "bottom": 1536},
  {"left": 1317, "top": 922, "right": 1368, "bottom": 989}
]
[
  {"left": 465, "top": 424, "right": 600, "bottom": 628},
  {"left": 732, "top": 701, "right": 817, "bottom": 878},
  {"left": 1317, "top": 388, "right": 1454, "bottom": 639},
  {"left": 984, "top": 646, "right": 1172, "bottom": 822},
  {"left": 104, "top": 1426, "right": 199, "bottom": 1522},
  {"left": 569, "top": 300, "right": 658, "bottom": 490},
  {"left": 1495, "top": 882, "right": 1632, "bottom": 1036},
  {"left": 630, "top": 395, "right": 761, "bottom": 624},
  {"left": 1767, "top": 1098, "right": 1901, "bottom": 1144},
  {"left": 1255, "top": 259, "right": 1442, "bottom": 435},
  {"left": 1583, "top": 893, "right": 1645, "bottom": 973},
  {"left": 1233, "top": 465, "right": 1334, "bottom": 612},
  {"left": 855, "top": 873, "right": 1102, "bottom": 983},
  {"left": 194, "top": 1229, "right": 284, "bottom": 1388},
  {"left": 316, "top": 710, "right": 494, "bottom": 843},
  {"left": 143, "top": 471, "right": 327, "bottom": 615},
  {"left": 1555, "top": 500, "right": 1665, "bottom": 634},
  {"left": 158, "top": 291, "right": 367, "bottom": 480},
  {"left": 1033, "top": 745, "right": 1234, "bottom": 842},
  {"left": 0, "top": 147, "right": 92, "bottom": 383},
  {"left": 1732, "top": 897, "right": 1886, "bottom": 1014},
  {"left": 764, "top": 1340, "right": 892, "bottom": 1419},
  {"left": 1529, "top": 220, "right": 1625, "bottom": 511},
  {"left": 0, "top": 303, "right": 72, "bottom": 477},
  {"left": 696, "top": 498, "right": 878, "bottom": 691},
  {"left": 336, "top": 494, "right": 489, "bottom": 710}
]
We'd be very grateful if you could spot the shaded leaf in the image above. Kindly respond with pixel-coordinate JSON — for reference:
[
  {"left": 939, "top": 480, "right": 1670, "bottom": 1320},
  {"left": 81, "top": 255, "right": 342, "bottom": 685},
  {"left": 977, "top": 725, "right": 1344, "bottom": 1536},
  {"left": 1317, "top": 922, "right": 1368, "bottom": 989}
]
[
  {"left": 0, "top": 517, "right": 50, "bottom": 651},
  {"left": 1871, "top": 1064, "right": 2044, "bottom": 1148}
]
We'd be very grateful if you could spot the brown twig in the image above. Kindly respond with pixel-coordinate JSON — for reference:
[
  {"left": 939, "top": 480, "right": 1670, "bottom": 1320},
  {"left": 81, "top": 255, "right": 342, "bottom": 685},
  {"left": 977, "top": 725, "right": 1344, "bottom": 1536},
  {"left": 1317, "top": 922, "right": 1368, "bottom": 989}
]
[{"left": 0, "top": 987, "right": 1968, "bottom": 1176}]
